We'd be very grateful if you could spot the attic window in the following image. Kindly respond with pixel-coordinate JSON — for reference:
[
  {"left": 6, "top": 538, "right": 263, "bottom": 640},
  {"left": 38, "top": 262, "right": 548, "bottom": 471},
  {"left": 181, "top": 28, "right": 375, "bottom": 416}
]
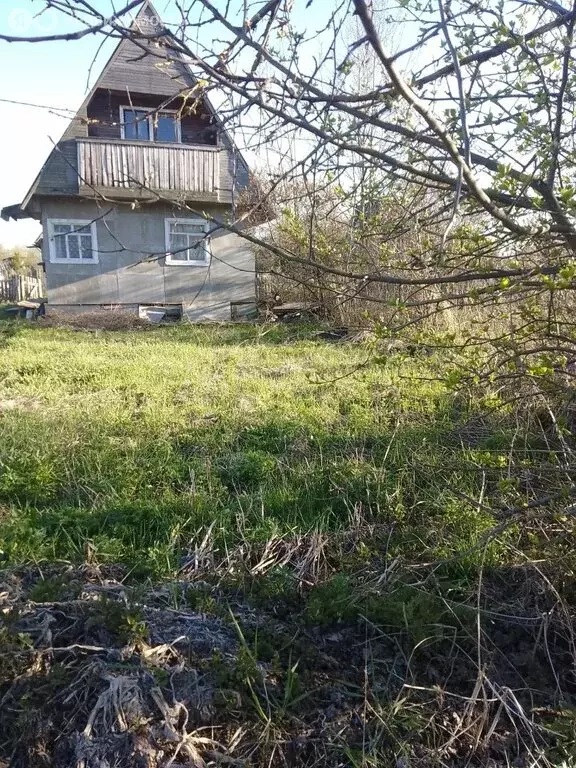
[
  {"left": 123, "top": 108, "right": 150, "bottom": 140},
  {"left": 121, "top": 106, "right": 181, "bottom": 143},
  {"left": 155, "top": 113, "right": 179, "bottom": 142}
]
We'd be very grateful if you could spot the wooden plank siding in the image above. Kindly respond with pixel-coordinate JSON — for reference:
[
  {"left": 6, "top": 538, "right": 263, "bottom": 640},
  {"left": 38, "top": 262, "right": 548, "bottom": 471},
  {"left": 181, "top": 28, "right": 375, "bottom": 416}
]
[
  {"left": 97, "top": 38, "right": 194, "bottom": 98},
  {"left": 77, "top": 138, "right": 219, "bottom": 198},
  {"left": 34, "top": 140, "right": 81, "bottom": 197},
  {"left": 86, "top": 90, "right": 217, "bottom": 146},
  {"left": 23, "top": 1, "right": 250, "bottom": 208}
]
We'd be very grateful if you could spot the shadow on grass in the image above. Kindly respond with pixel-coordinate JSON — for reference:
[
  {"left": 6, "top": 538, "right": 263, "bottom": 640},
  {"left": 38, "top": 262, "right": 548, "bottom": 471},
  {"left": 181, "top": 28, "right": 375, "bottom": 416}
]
[
  {"left": 1, "top": 552, "right": 573, "bottom": 768},
  {"left": 0, "top": 317, "right": 336, "bottom": 347},
  {"left": 0, "top": 401, "right": 558, "bottom": 581},
  {"left": 0, "top": 316, "right": 26, "bottom": 349}
]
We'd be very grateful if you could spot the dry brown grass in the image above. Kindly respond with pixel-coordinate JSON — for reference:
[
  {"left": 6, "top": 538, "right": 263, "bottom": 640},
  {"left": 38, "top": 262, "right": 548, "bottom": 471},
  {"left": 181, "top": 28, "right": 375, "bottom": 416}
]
[
  {"left": 40, "top": 310, "right": 151, "bottom": 331},
  {"left": 1, "top": 536, "right": 575, "bottom": 768}
]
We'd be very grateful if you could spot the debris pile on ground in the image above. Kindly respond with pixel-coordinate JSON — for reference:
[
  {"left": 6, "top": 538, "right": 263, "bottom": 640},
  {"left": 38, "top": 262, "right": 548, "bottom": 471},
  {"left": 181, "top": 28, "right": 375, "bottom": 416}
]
[
  {"left": 1, "top": 553, "right": 575, "bottom": 767},
  {"left": 40, "top": 310, "right": 151, "bottom": 331}
]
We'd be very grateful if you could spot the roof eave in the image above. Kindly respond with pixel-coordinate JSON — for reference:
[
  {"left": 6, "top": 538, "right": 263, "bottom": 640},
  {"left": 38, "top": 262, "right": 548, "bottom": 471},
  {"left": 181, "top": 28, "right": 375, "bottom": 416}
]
[{"left": 1, "top": 203, "right": 33, "bottom": 222}]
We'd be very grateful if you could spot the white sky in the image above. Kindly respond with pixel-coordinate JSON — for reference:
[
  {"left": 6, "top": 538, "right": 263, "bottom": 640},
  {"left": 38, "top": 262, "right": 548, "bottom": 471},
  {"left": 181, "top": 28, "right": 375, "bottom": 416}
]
[{"left": 0, "top": 0, "right": 124, "bottom": 246}]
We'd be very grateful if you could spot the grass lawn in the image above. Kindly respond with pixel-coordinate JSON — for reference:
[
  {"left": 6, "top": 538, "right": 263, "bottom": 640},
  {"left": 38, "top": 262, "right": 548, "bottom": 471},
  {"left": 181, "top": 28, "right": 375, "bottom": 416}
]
[
  {"left": 0, "top": 321, "right": 490, "bottom": 572},
  {"left": 0, "top": 320, "right": 574, "bottom": 767}
]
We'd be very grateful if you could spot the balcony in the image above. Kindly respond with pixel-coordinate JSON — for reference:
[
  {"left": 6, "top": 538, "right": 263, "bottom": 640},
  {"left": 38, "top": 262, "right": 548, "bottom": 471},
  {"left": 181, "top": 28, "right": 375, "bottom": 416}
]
[{"left": 77, "top": 138, "right": 220, "bottom": 201}]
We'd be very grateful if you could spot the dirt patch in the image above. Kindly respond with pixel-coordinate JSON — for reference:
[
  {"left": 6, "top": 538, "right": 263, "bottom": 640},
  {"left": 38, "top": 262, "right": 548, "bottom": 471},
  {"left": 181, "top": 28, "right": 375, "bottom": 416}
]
[
  {"left": 0, "top": 396, "right": 41, "bottom": 412},
  {"left": 40, "top": 311, "right": 151, "bottom": 331}
]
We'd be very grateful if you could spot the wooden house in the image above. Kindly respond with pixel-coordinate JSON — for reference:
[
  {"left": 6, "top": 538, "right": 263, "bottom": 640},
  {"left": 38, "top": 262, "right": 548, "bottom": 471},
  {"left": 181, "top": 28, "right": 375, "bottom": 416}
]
[{"left": 1, "top": 2, "right": 255, "bottom": 320}]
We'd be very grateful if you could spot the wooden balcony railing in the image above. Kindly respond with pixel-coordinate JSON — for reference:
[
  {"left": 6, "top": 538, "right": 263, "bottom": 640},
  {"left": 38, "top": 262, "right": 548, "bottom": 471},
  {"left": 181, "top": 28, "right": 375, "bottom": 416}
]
[{"left": 77, "top": 138, "right": 219, "bottom": 199}]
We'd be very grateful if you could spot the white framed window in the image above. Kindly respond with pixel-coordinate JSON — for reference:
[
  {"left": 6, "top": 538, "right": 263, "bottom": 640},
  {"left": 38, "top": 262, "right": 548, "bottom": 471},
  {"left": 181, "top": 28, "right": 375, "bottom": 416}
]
[
  {"left": 165, "top": 218, "right": 210, "bottom": 266},
  {"left": 120, "top": 106, "right": 182, "bottom": 143},
  {"left": 47, "top": 219, "right": 98, "bottom": 264}
]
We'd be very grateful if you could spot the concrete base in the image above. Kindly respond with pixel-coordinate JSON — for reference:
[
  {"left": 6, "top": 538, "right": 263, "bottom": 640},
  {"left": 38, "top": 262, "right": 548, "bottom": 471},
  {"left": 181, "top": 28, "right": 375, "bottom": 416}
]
[{"left": 183, "top": 300, "right": 231, "bottom": 322}]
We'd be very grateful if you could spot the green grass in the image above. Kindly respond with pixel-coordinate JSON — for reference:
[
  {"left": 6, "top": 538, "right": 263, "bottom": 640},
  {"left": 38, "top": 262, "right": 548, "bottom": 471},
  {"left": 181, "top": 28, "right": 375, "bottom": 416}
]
[
  {"left": 2, "top": 320, "right": 575, "bottom": 767},
  {"left": 0, "top": 320, "right": 527, "bottom": 577}
]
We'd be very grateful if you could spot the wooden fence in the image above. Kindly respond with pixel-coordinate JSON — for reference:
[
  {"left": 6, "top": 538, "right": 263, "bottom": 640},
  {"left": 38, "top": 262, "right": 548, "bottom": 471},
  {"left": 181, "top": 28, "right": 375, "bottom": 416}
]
[{"left": 0, "top": 274, "right": 44, "bottom": 303}]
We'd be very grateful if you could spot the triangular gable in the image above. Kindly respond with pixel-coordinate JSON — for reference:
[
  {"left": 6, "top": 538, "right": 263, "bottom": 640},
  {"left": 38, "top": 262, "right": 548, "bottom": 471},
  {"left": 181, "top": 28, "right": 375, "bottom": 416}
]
[
  {"left": 92, "top": 7, "right": 198, "bottom": 100},
  {"left": 21, "top": 1, "right": 249, "bottom": 210},
  {"left": 63, "top": 2, "right": 198, "bottom": 142}
]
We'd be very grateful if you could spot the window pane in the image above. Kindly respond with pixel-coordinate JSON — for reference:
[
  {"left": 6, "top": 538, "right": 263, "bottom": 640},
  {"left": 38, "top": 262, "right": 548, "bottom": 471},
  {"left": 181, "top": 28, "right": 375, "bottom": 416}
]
[
  {"left": 186, "top": 241, "right": 206, "bottom": 262},
  {"left": 172, "top": 234, "right": 188, "bottom": 248},
  {"left": 171, "top": 221, "right": 205, "bottom": 235},
  {"left": 170, "top": 233, "right": 189, "bottom": 256},
  {"left": 168, "top": 234, "right": 206, "bottom": 262},
  {"left": 168, "top": 221, "right": 209, "bottom": 263},
  {"left": 54, "top": 233, "right": 67, "bottom": 260},
  {"left": 50, "top": 222, "right": 95, "bottom": 261},
  {"left": 80, "top": 235, "right": 93, "bottom": 260},
  {"left": 155, "top": 113, "right": 178, "bottom": 142},
  {"left": 68, "top": 237, "right": 80, "bottom": 259},
  {"left": 124, "top": 109, "right": 150, "bottom": 140}
]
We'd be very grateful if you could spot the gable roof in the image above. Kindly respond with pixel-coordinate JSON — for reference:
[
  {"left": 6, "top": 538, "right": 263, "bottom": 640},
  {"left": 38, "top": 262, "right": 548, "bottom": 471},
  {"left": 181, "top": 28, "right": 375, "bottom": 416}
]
[
  {"left": 15, "top": 1, "right": 248, "bottom": 212},
  {"left": 76, "top": 2, "right": 199, "bottom": 114}
]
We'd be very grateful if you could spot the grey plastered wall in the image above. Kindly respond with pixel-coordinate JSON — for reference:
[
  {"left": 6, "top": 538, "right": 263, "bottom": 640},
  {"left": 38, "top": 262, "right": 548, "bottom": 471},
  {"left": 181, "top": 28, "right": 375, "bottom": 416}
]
[{"left": 40, "top": 198, "right": 255, "bottom": 319}]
